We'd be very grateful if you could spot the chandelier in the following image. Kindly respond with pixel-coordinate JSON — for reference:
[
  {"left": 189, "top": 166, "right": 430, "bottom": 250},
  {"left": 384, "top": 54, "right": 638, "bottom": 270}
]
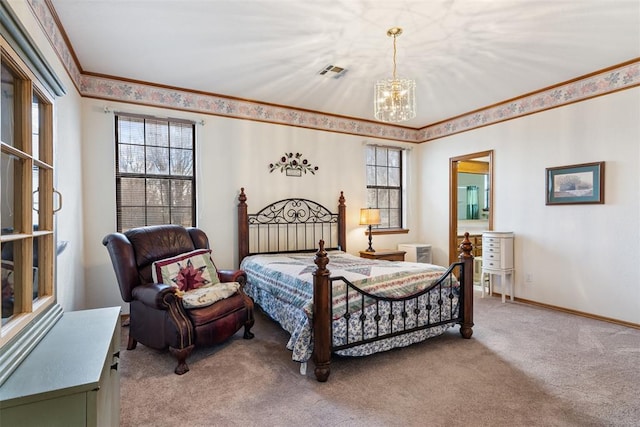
[{"left": 374, "top": 27, "right": 416, "bottom": 123}]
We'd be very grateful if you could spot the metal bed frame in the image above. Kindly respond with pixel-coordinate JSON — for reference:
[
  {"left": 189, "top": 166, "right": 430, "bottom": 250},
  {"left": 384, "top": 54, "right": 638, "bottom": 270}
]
[{"left": 237, "top": 188, "right": 474, "bottom": 382}]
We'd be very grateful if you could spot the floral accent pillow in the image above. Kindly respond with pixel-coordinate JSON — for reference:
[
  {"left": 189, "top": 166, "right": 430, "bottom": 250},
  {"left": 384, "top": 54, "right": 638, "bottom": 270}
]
[
  {"left": 152, "top": 249, "right": 220, "bottom": 292},
  {"left": 1, "top": 261, "right": 14, "bottom": 303}
]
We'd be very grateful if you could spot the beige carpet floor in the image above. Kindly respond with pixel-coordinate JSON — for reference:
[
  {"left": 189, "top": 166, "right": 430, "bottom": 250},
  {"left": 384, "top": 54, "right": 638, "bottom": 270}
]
[{"left": 119, "top": 292, "right": 640, "bottom": 427}]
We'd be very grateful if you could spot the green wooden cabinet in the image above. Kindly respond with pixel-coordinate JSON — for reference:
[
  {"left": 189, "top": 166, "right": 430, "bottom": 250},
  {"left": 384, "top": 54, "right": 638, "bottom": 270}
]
[{"left": 0, "top": 307, "right": 121, "bottom": 426}]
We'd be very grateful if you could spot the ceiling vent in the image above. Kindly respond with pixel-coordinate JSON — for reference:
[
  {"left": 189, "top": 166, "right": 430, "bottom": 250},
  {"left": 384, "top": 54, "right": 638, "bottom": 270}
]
[{"left": 318, "top": 64, "right": 348, "bottom": 79}]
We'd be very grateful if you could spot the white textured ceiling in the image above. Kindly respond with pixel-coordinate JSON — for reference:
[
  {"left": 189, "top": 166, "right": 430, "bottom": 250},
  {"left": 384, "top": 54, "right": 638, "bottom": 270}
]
[{"left": 50, "top": 0, "right": 640, "bottom": 127}]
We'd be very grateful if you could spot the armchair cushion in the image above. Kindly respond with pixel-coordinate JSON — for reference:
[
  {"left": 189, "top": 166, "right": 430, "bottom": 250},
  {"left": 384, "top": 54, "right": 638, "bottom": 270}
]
[
  {"left": 152, "top": 249, "right": 220, "bottom": 292},
  {"left": 181, "top": 282, "right": 240, "bottom": 309}
]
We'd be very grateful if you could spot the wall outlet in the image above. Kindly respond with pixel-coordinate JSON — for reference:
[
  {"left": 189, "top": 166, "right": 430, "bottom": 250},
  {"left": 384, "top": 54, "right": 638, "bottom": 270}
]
[{"left": 525, "top": 273, "right": 533, "bottom": 284}]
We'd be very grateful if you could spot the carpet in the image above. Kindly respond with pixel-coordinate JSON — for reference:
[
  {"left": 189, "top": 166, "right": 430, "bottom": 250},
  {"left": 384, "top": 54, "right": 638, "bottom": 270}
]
[{"left": 119, "top": 292, "right": 640, "bottom": 426}]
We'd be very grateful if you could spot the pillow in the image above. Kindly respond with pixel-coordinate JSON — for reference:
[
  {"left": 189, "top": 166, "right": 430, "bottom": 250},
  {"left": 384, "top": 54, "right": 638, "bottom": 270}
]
[
  {"left": 1, "top": 260, "right": 14, "bottom": 300},
  {"left": 181, "top": 282, "right": 240, "bottom": 309},
  {"left": 152, "top": 249, "right": 220, "bottom": 292}
]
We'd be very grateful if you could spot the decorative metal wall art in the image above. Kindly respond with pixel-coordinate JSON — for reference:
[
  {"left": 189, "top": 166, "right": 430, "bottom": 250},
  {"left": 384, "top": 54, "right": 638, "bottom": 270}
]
[{"left": 269, "top": 152, "right": 318, "bottom": 176}]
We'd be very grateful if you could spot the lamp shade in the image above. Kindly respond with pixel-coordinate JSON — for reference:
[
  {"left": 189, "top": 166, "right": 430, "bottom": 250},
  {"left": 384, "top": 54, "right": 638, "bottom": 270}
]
[{"left": 359, "top": 208, "right": 381, "bottom": 226}]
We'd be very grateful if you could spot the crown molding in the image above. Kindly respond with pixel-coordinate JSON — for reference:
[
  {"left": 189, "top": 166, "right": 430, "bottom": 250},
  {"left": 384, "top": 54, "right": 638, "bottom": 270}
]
[{"left": 28, "top": 0, "right": 640, "bottom": 144}]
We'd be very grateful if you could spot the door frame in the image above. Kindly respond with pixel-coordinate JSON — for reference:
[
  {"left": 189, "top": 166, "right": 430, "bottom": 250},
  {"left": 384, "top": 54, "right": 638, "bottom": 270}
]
[{"left": 449, "top": 150, "right": 494, "bottom": 264}]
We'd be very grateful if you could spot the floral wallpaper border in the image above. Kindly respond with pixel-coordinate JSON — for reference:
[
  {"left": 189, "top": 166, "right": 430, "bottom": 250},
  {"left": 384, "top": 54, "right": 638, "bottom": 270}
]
[
  {"left": 28, "top": 0, "right": 83, "bottom": 90},
  {"left": 28, "top": 0, "right": 640, "bottom": 144},
  {"left": 78, "top": 74, "right": 420, "bottom": 142},
  {"left": 418, "top": 61, "right": 640, "bottom": 142}
]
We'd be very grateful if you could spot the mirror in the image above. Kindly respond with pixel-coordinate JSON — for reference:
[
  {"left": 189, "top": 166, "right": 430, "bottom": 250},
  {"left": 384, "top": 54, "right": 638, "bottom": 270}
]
[{"left": 449, "top": 150, "right": 493, "bottom": 264}]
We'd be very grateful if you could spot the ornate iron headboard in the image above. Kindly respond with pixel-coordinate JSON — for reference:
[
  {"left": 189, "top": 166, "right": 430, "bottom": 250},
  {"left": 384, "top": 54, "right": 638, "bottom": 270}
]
[{"left": 237, "top": 188, "right": 346, "bottom": 262}]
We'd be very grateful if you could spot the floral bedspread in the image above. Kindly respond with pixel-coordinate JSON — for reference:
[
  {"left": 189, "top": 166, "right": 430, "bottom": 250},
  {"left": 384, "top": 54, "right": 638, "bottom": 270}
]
[{"left": 241, "top": 251, "right": 459, "bottom": 362}]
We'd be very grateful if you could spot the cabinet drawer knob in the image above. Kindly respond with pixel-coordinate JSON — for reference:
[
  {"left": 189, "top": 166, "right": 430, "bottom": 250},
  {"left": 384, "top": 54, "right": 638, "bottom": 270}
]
[{"left": 111, "top": 362, "right": 119, "bottom": 371}]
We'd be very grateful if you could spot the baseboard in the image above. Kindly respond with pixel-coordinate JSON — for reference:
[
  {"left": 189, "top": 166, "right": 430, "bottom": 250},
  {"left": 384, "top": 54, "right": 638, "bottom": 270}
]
[{"left": 486, "top": 292, "right": 640, "bottom": 330}]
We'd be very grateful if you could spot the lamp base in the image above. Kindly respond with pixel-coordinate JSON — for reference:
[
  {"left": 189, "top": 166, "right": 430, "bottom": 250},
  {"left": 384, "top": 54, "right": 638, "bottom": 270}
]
[{"left": 365, "top": 225, "right": 375, "bottom": 252}]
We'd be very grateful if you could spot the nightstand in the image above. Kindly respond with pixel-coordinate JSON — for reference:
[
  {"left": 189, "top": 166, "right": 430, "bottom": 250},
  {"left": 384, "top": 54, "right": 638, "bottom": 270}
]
[{"left": 359, "top": 249, "right": 406, "bottom": 261}]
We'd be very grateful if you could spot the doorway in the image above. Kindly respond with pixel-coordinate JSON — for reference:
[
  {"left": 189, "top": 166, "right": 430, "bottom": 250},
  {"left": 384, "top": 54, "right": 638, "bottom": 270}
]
[{"left": 449, "top": 150, "right": 494, "bottom": 264}]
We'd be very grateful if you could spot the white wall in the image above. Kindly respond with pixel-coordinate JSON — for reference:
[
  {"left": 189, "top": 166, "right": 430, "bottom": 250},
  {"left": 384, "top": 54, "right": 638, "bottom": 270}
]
[
  {"left": 418, "top": 88, "right": 640, "bottom": 324},
  {"left": 10, "top": 1, "right": 86, "bottom": 313},
  {"left": 81, "top": 98, "right": 421, "bottom": 312},
  {"left": 13, "top": 0, "right": 639, "bottom": 325}
]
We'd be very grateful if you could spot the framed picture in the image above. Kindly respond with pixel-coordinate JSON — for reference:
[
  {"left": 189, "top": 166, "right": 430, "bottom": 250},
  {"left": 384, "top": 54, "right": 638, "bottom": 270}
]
[{"left": 546, "top": 161, "right": 604, "bottom": 205}]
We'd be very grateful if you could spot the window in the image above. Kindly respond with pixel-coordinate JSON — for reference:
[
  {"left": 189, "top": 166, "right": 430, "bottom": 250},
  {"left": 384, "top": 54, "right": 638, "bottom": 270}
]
[
  {"left": 365, "top": 145, "right": 403, "bottom": 229},
  {"left": 115, "top": 114, "right": 196, "bottom": 232},
  {"left": 1, "top": 42, "right": 56, "bottom": 345}
]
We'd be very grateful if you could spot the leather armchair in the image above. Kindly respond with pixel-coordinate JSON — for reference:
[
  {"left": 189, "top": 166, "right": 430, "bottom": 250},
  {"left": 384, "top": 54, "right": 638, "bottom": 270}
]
[{"left": 102, "top": 224, "right": 254, "bottom": 374}]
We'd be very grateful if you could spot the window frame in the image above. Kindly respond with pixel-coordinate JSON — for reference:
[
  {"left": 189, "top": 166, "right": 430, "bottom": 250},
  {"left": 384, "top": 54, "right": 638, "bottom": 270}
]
[
  {"left": 365, "top": 145, "right": 407, "bottom": 233},
  {"left": 0, "top": 33, "right": 59, "bottom": 383},
  {"left": 114, "top": 113, "right": 197, "bottom": 233}
]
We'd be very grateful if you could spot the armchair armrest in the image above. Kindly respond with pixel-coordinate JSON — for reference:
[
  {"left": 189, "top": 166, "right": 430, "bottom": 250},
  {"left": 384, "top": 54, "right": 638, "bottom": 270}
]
[
  {"left": 102, "top": 232, "right": 140, "bottom": 302},
  {"left": 218, "top": 269, "right": 247, "bottom": 286},
  {"left": 131, "top": 282, "right": 177, "bottom": 309}
]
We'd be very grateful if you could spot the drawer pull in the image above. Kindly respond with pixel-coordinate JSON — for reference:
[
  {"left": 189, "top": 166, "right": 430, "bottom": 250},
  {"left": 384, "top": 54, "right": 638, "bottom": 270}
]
[
  {"left": 111, "top": 362, "right": 119, "bottom": 371},
  {"left": 114, "top": 351, "right": 120, "bottom": 358}
]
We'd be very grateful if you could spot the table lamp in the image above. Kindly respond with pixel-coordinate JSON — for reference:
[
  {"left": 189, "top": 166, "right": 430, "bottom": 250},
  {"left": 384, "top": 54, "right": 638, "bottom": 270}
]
[{"left": 359, "top": 208, "right": 381, "bottom": 252}]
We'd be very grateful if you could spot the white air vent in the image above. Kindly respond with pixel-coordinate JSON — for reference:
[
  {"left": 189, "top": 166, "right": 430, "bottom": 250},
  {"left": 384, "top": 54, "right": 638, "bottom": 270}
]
[{"left": 318, "top": 64, "right": 348, "bottom": 78}]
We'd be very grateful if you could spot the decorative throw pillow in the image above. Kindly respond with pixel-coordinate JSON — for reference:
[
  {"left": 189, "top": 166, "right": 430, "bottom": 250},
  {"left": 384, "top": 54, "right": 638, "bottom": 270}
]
[
  {"left": 152, "top": 249, "right": 220, "bottom": 292},
  {"left": 1, "top": 260, "right": 14, "bottom": 300},
  {"left": 181, "top": 282, "right": 240, "bottom": 309}
]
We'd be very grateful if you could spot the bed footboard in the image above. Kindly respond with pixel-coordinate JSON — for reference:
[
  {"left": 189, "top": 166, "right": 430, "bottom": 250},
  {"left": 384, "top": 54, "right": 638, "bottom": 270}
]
[{"left": 312, "top": 235, "right": 475, "bottom": 382}]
